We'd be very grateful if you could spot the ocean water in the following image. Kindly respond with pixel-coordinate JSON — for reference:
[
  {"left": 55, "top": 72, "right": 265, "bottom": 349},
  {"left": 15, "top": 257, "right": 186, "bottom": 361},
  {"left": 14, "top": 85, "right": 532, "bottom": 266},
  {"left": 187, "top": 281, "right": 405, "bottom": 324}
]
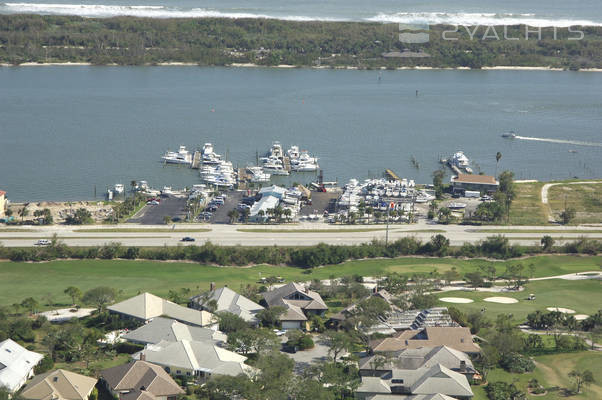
[
  {"left": 0, "top": 66, "right": 601, "bottom": 202},
  {"left": 1, "top": 0, "right": 602, "bottom": 26}
]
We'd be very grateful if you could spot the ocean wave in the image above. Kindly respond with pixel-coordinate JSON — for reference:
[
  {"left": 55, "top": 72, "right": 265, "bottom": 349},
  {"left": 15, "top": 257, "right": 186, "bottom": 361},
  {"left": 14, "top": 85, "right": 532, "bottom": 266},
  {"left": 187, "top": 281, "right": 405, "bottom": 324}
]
[
  {"left": 1, "top": 4, "right": 601, "bottom": 26},
  {"left": 365, "top": 12, "right": 602, "bottom": 27},
  {"left": 1, "top": 3, "right": 344, "bottom": 20}
]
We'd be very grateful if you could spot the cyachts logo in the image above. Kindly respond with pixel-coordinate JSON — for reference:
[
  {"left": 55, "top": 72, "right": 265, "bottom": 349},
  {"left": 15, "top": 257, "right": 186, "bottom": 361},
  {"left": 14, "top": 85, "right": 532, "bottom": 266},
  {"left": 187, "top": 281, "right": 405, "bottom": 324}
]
[{"left": 398, "top": 23, "right": 430, "bottom": 44}]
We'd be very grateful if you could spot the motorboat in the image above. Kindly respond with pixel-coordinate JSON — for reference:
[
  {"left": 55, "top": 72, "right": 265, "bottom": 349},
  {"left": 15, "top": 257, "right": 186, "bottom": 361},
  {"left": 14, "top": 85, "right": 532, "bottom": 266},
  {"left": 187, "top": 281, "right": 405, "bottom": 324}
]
[
  {"left": 287, "top": 145, "right": 300, "bottom": 160},
  {"left": 162, "top": 145, "right": 192, "bottom": 165},
  {"left": 201, "top": 143, "right": 222, "bottom": 165},
  {"left": 450, "top": 151, "right": 470, "bottom": 168},
  {"left": 448, "top": 202, "right": 467, "bottom": 209},
  {"left": 292, "top": 161, "right": 319, "bottom": 172},
  {"left": 247, "top": 166, "right": 271, "bottom": 182},
  {"left": 501, "top": 131, "right": 517, "bottom": 139},
  {"left": 114, "top": 184, "right": 124, "bottom": 194},
  {"left": 268, "top": 141, "right": 284, "bottom": 159},
  {"left": 263, "top": 162, "right": 289, "bottom": 176}
]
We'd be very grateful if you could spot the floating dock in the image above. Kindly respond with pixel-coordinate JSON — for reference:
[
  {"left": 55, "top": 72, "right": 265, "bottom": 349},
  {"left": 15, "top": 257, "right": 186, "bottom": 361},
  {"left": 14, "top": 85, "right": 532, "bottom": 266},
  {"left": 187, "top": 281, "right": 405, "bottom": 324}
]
[{"left": 385, "top": 169, "right": 401, "bottom": 181}]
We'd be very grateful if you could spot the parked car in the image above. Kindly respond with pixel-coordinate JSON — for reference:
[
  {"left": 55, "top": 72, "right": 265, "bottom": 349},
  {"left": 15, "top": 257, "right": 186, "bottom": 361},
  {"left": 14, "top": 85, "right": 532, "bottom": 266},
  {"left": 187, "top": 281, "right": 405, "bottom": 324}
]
[
  {"left": 147, "top": 200, "right": 160, "bottom": 205},
  {"left": 35, "top": 239, "right": 51, "bottom": 246},
  {"left": 181, "top": 237, "right": 195, "bottom": 242}
]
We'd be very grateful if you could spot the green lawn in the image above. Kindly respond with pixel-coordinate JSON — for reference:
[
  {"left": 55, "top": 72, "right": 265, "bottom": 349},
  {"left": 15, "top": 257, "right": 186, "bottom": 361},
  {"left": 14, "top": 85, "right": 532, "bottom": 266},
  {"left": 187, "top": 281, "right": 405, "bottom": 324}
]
[
  {"left": 237, "top": 228, "right": 386, "bottom": 233},
  {"left": 436, "top": 279, "right": 602, "bottom": 323},
  {"left": 74, "top": 228, "right": 212, "bottom": 232},
  {"left": 473, "top": 351, "right": 602, "bottom": 400},
  {"left": 509, "top": 182, "right": 548, "bottom": 225},
  {"left": 0, "top": 255, "right": 600, "bottom": 308}
]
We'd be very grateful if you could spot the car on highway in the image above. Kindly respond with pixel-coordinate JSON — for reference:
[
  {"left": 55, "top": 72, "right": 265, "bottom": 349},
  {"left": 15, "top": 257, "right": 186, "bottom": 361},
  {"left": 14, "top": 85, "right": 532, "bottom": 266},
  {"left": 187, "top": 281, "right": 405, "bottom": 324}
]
[
  {"left": 147, "top": 200, "right": 160, "bottom": 205},
  {"left": 35, "top": 239, "right": 51, "bottom": 246},
  {"left": 181, "top": 237, "right": 195, "bottom": 242}
]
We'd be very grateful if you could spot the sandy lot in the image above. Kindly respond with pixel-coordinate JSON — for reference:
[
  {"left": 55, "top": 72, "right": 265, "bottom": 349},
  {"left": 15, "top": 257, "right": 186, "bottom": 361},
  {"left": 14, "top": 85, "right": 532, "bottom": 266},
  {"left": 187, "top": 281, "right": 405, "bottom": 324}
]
[
  {"left": 9, "top": 201, "right": 114, "bottom": 223},
  {"left": 439, "top": 297, "right": 474, "bottom": 304},
  {"left": 484, "top": 296, "right": 519, "bottom": 304},
  {"left": 574, "top": 314, "right": 589, "bottom": 320}
]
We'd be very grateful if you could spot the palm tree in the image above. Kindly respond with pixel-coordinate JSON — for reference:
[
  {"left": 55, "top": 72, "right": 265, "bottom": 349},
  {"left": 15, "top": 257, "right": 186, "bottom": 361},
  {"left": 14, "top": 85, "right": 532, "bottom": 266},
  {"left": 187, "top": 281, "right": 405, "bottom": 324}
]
[
  {"left": 163, "top": 215, "right": 172, "bottom": 225},
  {"left": 495, "top": 152, "right": 502, "bottom": 178},
  {"left": 283, "top": 208, "right": 292, "bottom": 222},
  {"left": 227, "top": 209, "right": 239, "bottom": 224},
  {"left": 19, "top": 206, "right": 29, "bottom": 222},
  {"left": 241, "top": 208, "right": 250, "bottom": 223}
]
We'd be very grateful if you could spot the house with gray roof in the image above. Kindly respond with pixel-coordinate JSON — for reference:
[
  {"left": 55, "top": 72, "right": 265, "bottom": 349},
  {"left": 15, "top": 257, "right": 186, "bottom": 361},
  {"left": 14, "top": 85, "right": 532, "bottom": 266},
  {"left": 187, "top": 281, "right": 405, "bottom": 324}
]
[
  {"left": 261, "top": 282, "right": 328, "bottom": 330},
  {"left": 107, "top": 293, "right": 217, "bottom": 328},
  {"left": 100, "top": 360, "right": 184, "bottom": 400},
  {"left": 189, "top": 287, "right": 264, "bottom": 325},
  {"left": 356, "top": 364, "right": 473, "bottom": 400},
  {"left": 122, "top": 317, "right": 227, "bottom": 345},
  {"left": 359, "top": 346, "right": 476, "bottom": 379},
  {"left": 133, "top": 340, "right": 254, "bottom": 381},
  {"left": 364, "top": 394, "right": 459, "bottom": 400},
  {"left": 0, "top": 339, "right": 44, "bottom": 393}
]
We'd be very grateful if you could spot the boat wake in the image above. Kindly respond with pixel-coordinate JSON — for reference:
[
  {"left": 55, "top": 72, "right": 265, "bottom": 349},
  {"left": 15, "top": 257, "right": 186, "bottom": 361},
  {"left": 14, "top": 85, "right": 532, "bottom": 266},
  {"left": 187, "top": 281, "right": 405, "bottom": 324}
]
[{"left": 514, "top": 135, "right": 602, "bottom": 147}]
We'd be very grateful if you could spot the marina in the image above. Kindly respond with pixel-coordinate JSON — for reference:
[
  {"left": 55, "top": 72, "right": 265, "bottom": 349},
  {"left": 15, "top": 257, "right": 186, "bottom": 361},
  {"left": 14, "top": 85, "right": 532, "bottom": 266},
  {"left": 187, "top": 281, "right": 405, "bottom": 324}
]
[{"left": 1, "top": 67, "right": 601, "bottom": 202}]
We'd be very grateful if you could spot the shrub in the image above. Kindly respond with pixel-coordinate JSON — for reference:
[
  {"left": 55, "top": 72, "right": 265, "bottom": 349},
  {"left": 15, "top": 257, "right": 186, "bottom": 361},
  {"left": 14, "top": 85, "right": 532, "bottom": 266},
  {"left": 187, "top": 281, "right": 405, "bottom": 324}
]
[
  {"left": 499, "top": 352, "right": 535, "bottom": 373},
  {"left": 113, "top": 341, "right": 144, "bottom": 354},
  {"left": 485, "top": 382, "right": 526, "bottom": 400},
  {"left": 34, "top": 354, "right": 54, "bottom": 374}
]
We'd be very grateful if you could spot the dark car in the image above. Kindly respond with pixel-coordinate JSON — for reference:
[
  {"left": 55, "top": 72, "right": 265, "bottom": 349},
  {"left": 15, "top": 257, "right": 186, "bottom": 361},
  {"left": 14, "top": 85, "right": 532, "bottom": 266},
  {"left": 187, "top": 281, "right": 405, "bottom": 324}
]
[{"left": 181, "top": 237, "right": 195, "bottom": 242}]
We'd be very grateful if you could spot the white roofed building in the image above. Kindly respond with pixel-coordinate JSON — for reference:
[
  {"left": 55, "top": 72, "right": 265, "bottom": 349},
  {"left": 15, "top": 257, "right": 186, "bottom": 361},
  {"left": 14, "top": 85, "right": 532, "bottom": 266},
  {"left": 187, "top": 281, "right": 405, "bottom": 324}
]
[{"left": 0, "top": 339, "right": 44, "bottom": 393}]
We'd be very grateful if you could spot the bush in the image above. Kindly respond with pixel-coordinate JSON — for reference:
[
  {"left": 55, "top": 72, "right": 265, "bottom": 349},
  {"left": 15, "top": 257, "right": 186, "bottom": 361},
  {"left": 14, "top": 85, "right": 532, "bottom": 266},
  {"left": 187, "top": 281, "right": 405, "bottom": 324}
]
[
  {"left": 34, "top": 354, "right": 54, "bottom": 374},
  {"left": 485, "top": 382, "right": 526, "bottom": 400},
  {"left": 113, "top": 341, "right": 144, "bottom": 354},
  {"left": 499, "top": 352, "right": 535, "bottom": 373}
]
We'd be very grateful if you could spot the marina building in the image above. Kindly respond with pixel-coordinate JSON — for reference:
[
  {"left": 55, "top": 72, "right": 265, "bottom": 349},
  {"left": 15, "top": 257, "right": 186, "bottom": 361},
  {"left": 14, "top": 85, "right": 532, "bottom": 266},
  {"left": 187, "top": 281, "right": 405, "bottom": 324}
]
[{"left": 450, "top": 174, "right": 499, "bottom": 193}]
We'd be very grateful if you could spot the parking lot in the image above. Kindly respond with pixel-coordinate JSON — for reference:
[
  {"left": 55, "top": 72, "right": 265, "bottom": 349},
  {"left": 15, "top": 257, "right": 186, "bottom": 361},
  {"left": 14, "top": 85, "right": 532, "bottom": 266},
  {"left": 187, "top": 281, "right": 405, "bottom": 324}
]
[
  {"left": 299, "top": 191, "right": 339, "bottom": 217},
  {"left": 128, "top": 196, "right": 188, "bottom": 225},
  {"left": 206, "top": 191, "right": 244, "bottom": 224}
]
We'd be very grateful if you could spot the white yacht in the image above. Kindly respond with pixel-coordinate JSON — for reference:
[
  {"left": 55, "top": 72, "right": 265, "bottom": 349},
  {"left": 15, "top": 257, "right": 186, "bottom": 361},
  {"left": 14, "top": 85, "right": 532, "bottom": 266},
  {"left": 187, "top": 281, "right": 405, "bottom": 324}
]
[
  {"left": 263, "top": 161, "right": 289, "bottom": 176},
  {"left": 201, "top": 143, "right": 222, "bottom": 165},
  {"left": 161, "top": 145, "right": 192, "bottom": 165},
  {"left": 268, "top": 141, "right": 284, "bottom": 159},
  {"left": 247, "top": 166, "right": 271, "bottom": 182},
  {"left": 292, "top": 161, "right": 319, "bottom": 172},
  {"left": 450, "top": 151, "right": 470, "bottom": 168},
  {"left": 114, "top": 184, "right": 124, "bottom": 194},
  {"left": 287, "top": 145, "right": 300, "bottom": 160}
]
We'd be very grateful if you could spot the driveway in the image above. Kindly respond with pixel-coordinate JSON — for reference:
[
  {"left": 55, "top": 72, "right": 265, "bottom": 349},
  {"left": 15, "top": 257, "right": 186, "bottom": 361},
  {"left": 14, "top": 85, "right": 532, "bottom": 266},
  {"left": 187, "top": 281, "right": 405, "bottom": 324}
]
[{"left": 281, "top": 334, "right": 343, "bottom": 373}]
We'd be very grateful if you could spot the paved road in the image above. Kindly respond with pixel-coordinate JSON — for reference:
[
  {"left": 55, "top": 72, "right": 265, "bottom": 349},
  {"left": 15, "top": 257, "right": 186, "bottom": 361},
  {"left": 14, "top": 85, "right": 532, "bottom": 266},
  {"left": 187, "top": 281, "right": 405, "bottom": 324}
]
[{"left": 1, "top": 220, "right": 602, "bottom": 247}]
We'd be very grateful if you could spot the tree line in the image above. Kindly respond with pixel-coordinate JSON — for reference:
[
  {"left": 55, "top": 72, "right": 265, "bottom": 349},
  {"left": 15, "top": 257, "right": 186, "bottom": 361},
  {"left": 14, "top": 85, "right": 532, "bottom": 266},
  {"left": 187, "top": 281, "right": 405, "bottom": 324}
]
[{"left": 1, "top": 15, "right": 601, "bottom": 68}]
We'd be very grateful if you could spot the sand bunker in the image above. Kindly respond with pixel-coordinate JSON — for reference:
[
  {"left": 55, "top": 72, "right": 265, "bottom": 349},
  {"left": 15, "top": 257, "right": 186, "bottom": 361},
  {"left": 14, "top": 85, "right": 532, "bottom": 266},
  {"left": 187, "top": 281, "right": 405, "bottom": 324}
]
[
  {"left": 574, "top": 314, "right": 589, "bottom": 321},
  {"left": 484, "top": 296, "right": 519, "bottom": 304},
  {"left": 546, "top": 307, "right": 575, "bottom": 314},
  {"left": 439, "top": 297, "right": 474, "bottom": 304}
]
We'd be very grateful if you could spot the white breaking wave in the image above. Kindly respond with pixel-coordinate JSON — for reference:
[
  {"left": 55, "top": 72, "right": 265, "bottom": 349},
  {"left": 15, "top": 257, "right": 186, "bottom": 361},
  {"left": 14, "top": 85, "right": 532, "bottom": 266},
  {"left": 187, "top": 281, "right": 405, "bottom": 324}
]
[
  {"left": 1, "top": 4, "right": 601, "bottom": 26},
  {"left": 515, "top": 135, "right": 602, "bottom": 147},
  {"left": 365, "top": 12, "right": 602, "bottom": 27},
  {"left": 1, "top": 3, "right": 345, "bottom": 20}
]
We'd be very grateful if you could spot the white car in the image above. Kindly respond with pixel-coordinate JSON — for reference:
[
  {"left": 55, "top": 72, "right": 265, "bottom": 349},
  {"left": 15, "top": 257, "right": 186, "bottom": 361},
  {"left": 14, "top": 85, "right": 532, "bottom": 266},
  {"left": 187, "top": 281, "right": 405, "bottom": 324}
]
[{"left": 35, "top": 239, "right": 51, "bottom": 246}]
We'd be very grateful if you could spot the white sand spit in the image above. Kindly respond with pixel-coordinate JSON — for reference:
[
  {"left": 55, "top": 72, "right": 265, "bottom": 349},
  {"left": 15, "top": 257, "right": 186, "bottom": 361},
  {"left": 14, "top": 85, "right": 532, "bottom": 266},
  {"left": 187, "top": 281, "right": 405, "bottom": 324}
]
[
  {"left": 546, "top": 307, "right": 575, "bottom": 314},
  {"left": 484, "top": 297, "right": 519, "bottom": 304},
  {"left": 439, "top": 297, "right": 474, "bottom": 304},
  {"left": 574, "top": 314, "right": 589, "bottom": 320}
]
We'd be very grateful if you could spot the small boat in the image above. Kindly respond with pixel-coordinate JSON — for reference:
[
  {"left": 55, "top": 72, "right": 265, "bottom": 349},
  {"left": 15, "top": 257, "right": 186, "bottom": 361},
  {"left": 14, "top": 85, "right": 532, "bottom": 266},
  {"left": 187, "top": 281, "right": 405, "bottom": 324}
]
[
  {"left": 247, "top": 166, "right": 271, "bottom": 182},
  {"left": 502, "top": 131, "right": 517, "bottom": 139},
  {"left": 107, "top": 190, "right": 114, "bottom": 200},
  {"left": 114, "top": 184, "right": 124, "bottom": 194},
  {"left": 448, "top": 202, "right": 467, "bottom": 209}
]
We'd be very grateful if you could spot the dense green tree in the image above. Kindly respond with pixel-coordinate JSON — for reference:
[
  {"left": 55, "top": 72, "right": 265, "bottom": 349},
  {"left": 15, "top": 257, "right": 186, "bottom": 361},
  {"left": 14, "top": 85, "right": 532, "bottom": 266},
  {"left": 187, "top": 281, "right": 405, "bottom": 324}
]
[
  {"left": 64, "top": 286, "right": 82, "bottom": 305},
  {"left": 82, "top": 287, "right": 116, "bottom": 311}
]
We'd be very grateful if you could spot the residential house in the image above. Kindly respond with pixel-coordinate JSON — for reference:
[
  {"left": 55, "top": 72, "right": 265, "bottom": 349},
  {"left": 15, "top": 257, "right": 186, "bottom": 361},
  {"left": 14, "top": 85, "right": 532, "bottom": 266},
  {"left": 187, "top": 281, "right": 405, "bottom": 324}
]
[
  {"left": 450, "top": 174, "right": 498, "bottom": 193},
  {"left": 0, "top": 339, "right": 44, "bottom": 393},
  {"left": 122, "top": 317, "right": 227, "bottom": 346},
  {"left": 382, "top": 308, "right": 459, "bottom": 332},
  {"left": 363, "top": 393, "right": 459, "bottom": 400},
  {"left": 370, "top": 327, "right": 480, "bottom": 355},
  {"left": 261, "top": 282, "right": 328, "bottom": 330},
  {"left": 133, "top": 340, "right": 253, "bottom": 380},
  {"left": 21, "top": 369, "right": 97, "bottom": 400},
  {"left": 189, "top": 286, "right": 264, "bottom": 325},
  {"left": 100, "top": 360, "right": 184, "bottom": 400},
  {"left": 359, "top": 346, "right": 476, "bottom": 379},
  {"left": 356, "top": 364, "right": 473, "bottom": 400},
  {"left": 107, "top": 293, "right": 217, "bottom": 328},
  {"left": 329, "top": 289, "right": 400, "bottom": 332}
]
